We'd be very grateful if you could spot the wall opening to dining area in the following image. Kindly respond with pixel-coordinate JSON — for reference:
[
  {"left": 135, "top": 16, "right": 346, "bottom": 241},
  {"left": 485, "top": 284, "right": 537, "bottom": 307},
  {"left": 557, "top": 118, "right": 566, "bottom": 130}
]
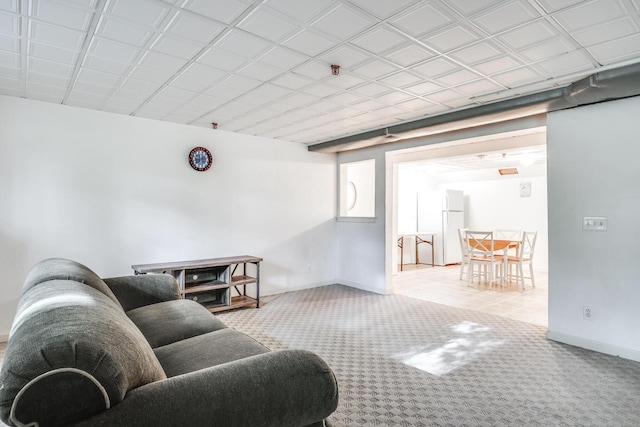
[{"left": 387, "top": 126, "right": 548, "bottom": 327}]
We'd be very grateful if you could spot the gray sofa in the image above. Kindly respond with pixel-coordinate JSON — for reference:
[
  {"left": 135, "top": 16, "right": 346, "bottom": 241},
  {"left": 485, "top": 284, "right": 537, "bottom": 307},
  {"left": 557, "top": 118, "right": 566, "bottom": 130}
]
[{"left": 0, "top": 258, "right": 338, "bottom": 427}]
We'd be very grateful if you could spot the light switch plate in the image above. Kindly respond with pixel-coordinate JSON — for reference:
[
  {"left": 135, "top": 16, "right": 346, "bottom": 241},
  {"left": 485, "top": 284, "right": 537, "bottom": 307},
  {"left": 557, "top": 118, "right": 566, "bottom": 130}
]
[{"left": 583, "top": 216, "right": 607, "bottom": 231}]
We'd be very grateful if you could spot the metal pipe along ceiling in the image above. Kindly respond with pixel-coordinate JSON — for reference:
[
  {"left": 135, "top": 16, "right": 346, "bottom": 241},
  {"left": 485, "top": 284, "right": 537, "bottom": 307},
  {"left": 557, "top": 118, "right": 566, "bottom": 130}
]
[{"left": 308, "top": 62, "right": 640, "bottom": 154}]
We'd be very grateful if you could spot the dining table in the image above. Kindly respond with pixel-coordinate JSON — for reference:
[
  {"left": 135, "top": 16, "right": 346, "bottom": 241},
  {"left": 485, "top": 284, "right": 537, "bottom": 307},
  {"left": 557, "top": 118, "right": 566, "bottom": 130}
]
[{"left": 468, "top": 238, "right": 521, "bottom": 285}]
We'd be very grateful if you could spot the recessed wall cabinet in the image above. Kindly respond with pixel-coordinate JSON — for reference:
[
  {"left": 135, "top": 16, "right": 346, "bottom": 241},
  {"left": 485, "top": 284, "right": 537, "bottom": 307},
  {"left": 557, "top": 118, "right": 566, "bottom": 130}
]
[{"left": 132, "top": 256, "right": 262, "bottom": 313}]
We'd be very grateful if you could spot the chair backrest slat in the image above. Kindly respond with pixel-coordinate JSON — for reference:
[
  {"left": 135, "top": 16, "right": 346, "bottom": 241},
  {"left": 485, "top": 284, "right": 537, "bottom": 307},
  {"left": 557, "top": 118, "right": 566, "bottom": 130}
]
[{"left": 466, "top": 230, "right": 494, "bottom": 258}]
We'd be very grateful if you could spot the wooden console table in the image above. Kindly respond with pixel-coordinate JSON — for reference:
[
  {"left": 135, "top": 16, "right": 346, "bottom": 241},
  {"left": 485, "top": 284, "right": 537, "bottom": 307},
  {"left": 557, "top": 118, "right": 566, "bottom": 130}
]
[{"left": 132, "top": 255, "right": 262, "bottom": 313}]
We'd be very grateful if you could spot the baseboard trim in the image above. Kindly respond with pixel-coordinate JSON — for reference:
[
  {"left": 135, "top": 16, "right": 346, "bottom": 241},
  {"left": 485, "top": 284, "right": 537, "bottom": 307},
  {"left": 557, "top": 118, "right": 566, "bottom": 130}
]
[
  {"left": 546, "top": 330, "right": 640, "bottom": 363},
  {"left": 337, "top": 279, "right": 386, "bottom": 295}
]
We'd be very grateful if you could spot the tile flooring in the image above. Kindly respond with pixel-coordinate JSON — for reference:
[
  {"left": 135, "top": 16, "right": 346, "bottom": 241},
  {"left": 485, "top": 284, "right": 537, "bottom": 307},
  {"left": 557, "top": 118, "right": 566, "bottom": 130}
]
[{"left": 393, "top": 263, "right": 548, "bottom": 327}]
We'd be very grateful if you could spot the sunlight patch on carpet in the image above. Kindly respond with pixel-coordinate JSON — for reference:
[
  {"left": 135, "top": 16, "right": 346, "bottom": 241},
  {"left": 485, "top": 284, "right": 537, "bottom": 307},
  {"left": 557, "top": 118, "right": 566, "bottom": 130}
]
[{"left": 394, "top": 321, "right": 505, "bottom": 376}]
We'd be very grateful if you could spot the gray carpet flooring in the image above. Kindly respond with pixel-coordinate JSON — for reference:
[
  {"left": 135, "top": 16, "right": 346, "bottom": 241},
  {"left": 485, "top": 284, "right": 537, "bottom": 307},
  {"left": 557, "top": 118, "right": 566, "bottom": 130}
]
[{"left": 216, "top": 285, "right": 640, "bottom": 426}]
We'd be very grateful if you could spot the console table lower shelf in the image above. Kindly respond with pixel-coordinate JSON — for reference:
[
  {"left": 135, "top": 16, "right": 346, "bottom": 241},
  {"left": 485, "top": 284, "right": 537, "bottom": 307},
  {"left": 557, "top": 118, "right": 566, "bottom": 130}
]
[{"left": 132, "top": 255, "right": 262, "bottom": 313}]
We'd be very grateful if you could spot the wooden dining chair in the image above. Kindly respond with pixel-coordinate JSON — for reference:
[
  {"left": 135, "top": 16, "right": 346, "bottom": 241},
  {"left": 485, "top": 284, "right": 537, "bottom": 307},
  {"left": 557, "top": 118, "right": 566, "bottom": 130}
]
[
  {"left": 458, "top": 228, "right": 469, "bottom": 280},
  {"left": 496, "top": 229, "right": 522, "bottom": 256},
  {"left": 505, "top": 231, "right": 537, "bottom": 288},
  {"left": 465, "top": 230, "right": 501, "bottom": 287}
]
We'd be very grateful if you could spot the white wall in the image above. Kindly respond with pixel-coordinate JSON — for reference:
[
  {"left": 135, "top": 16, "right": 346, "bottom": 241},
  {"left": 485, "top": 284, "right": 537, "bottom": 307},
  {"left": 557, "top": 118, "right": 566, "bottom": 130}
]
[
  {"left": 547, "top": 95, "right": 640, "bottom": 361},
  {"left": 0, "top": 96, "right": 337, "bottom": 338}
]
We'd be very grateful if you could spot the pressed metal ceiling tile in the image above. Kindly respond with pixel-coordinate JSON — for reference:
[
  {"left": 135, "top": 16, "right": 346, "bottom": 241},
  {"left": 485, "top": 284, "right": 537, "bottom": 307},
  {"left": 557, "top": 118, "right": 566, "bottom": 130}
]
[
  {"left": 0, "top": 0, "right": 18, "bottom": 13},
  {"left": 282, "top": 28, "right": 338, "bottom": 56},
  {"left": 473, "top": 55, "right": 522, "bottom": 75},
  {"left": 535, "top": 0, "right": 584, "bottom": 13},
  {"left": 518, "top": 36, "right": 578, "bottom": 63},
  {"left": 311, "top": 4, "right": 376, "bottom": 40},
  {"left": 215, "top": 29, "right": 271, "bottom": 58},
  {"left": 411, "top": 57, "right": 459, "bottom": 78},
  {"left": 28, "top": 57, "right": 74, "bottom": 78},
  {"left": 108, "top": 0, "right": 171, "bottom": 29},
  {"left": 588, "top": 33, "right": 640, "bottom": 64},
  {"left": 97, "top": 17, "right": 155, "bottom": 46},
  {"left": 438, "top": 69, "right": 482, "bottom": 86},
  {"left": 350, "top": 26, "right": 409, "bottom": 55},
  {"left": 32, "top": 0, "right": 92, "bottom": 30},
  {"left": 379, "top": 72, "right": 423, "bottom": 88},
  {"left": 472, "top": 2, "right": 540, "bottom": 35},
  {"left": 29, "top": 41, "right": 79, "bottom": 63},
  {"left": 184, "top": 0, "right": 250, "bottom": 24},
  {"left": 423, "top": 24, "right": 481, "bottom": 52},
  {"left": 444, "top": 0, "right": 505, "bottom": 17},
  {"left": 139, "top": 50, "right": 184, "bottom": 71},
  {"left": 389, "top": 3, "right": 454, "bottom": 37},
  {"left": 348, "top": 0, "right": 419, "bottom": 20},
  {"left": 383, "top": 44, "right": 435, "bottom": 67},
  {"left": 257, "top": 45, "right": 310, "bottom": 70},
  {"left": 302, "top": 82, "right": 342, "bottom": 98},
  {"left": 0, "top": 34, "right": 19, "bottom": 52},
  {"left": 128, "top": 65, "right": 179, "bottom": 84},
  {"left": 265, "top": 0, "right": 335, "bottom": 22},
  {"left": 166, "top": 12, "right": 225, "bottom": 44},
  {"left": 491, "top": 66, "right": 542, "bottom": 88},
  {"left": 0, "top": 13, "right": 18, "bottom": 38},
  {"left": 89, "top": 37, "right": 141, "bottom": 63},
  {"left": 83, "top": 55, "right": 129, "bottom": 75},
  {"left": 450, "top": 41, "right": 503, "bottom": 65},
  {"left": 151, "top": 34, "right": 204, "bottom": 59},
  {"left": 325, "top": 73, "right": 367, "bottom": 90},
  {"left": 76, "top": 67, "right": 121, "bottom": 86},
  {"left": 535, "top": 50, "right": 594, "bottom": 77},
  {"left": 236, "top": 8, "right": 299, "bottom": 42},
  {"left": 196, "top": 48, "right": 248, "bottom": 72},
  {"left": 351, "top": 81, "right": 391, "bottom": 97},
  {"left": 455, "top": 78, "right": 503, "bottom": 96},
  {"left": 553, "top": 0, "right": 627, "bottom": 31},
  {"left": 0, "top": 50, "right": 18, "bottom": 68},
  {"left": 351, "top": 59, "right": 400, "bottom": 79},
  {"left": 571, "top": 18, "right": 639, "bottom": 47},
  {"left": 496, "top": 21, "right": 558, "bottom": 50},
  {"left": 293, "top": 60, "right": 336, "bottom": 80},
  {"left": 236, "top": 61, "right": 285, "bottom": 81},
  {"left": 319, "top": 45, "right": 370, "bottom": 69},
  {"left": 271, "top": 72, "right": 315, "bottom": 90},
  {"left": 30, "top": 21, "right": 85, "bottom": 50}
]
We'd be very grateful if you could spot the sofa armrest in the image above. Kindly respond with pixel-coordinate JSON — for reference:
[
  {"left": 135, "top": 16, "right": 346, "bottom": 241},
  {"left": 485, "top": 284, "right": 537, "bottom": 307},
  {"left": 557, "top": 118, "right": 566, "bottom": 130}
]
[
  {"left": 75, "top": 349, "right": 339, "bottom": 427},
  {"left": 103, "top": 274, "right": 180, "bottom": 311}
]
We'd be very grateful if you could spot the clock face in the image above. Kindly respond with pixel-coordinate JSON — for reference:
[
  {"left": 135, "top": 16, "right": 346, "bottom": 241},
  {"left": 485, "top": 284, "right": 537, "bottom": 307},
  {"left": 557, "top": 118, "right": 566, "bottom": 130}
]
[{"left": 189, "top": 147, "right": 213, "bottom": 171}]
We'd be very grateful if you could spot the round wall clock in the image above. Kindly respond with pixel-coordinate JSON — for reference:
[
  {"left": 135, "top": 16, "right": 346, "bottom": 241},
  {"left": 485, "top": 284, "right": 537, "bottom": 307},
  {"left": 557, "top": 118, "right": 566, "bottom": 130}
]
[{"left": 188, "top": 147, "right": 213, "bottom": 172}]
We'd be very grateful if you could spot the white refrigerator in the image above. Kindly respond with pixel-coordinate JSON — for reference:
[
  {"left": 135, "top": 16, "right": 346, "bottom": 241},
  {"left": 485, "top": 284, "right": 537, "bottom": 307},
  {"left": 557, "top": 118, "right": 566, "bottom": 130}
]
[{"left": 417, "top": 189, "right": 465, "bottom": 266}]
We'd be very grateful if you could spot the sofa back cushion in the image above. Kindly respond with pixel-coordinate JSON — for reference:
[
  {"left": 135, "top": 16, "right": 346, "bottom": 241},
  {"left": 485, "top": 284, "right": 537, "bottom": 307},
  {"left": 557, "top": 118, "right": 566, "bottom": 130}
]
[
  {"left": 0, "top": 280, "right": 167, "bottom": 427},
  {"left": 22, "top": 258, "right": 123, "bottom": 309}
]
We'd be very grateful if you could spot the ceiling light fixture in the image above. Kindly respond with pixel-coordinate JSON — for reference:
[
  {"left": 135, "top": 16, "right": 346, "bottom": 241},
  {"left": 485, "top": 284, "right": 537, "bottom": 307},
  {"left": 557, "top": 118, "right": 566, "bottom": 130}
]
[{"left": 331, "top": 65, "right": 340, "bottom": 76}]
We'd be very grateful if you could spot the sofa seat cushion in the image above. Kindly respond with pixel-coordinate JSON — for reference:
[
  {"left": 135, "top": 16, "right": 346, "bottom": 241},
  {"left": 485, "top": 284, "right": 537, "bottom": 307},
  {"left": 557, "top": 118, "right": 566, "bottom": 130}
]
[
  {"left": 0, "top": 280, "right": 166, "bottom": 427},
  {"left": 127, "top": 299, "right": 227, "bottom": 348},
  {"left": 154, "top": 328, "right": 270, "bottom": 377}
]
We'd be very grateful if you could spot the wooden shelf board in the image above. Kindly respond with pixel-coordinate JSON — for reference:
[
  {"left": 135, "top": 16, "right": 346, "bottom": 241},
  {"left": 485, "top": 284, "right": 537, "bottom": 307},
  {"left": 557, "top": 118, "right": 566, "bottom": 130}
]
[
  {"left": 231, "top": 275, "right": 257, "bottom": 286},
  {"left": 207, "top": 296, "right": 257, "bottom": 313},
  {"left": 184, "top": 281, "right": 227, "bottom": 294}
]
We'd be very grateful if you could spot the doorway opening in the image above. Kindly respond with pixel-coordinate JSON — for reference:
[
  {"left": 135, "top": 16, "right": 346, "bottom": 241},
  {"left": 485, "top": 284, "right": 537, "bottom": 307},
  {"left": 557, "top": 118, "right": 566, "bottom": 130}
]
[{"left": 385, "top": 126, "right": 548, "bottom": 327}]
